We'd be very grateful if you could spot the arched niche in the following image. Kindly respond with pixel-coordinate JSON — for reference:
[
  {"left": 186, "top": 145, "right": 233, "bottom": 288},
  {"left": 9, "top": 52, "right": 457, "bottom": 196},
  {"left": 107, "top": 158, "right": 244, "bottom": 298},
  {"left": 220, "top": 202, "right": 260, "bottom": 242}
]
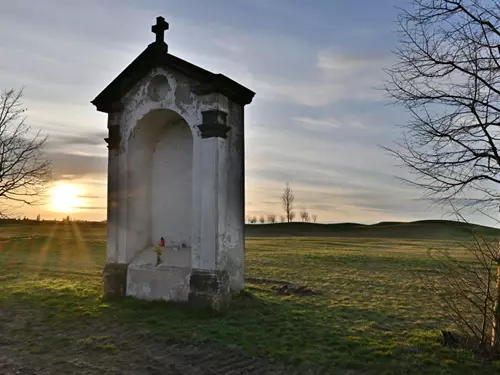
[{"left": 126, "top": 108, "right": 193, "bottom": 265}]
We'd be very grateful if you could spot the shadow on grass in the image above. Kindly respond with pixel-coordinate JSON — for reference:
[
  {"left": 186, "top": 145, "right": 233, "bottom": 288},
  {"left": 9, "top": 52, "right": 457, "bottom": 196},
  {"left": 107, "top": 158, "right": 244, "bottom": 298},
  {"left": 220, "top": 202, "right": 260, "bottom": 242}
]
[{"left": 0, "top": 278, "right": 490, "bottom": 375}]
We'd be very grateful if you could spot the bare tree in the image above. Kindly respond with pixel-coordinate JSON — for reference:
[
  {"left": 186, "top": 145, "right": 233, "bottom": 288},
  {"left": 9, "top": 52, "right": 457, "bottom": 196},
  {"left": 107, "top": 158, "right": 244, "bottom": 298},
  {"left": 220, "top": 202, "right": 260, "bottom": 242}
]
[
  {"left": 312, "top": 214, "right": 318, "bottom": 223},
  {"left": 384, "top": 0, "right": 500, "bottom": 353},
  {"left": 259, "top": 216, "right": 265, "bottom": 224},
  {"left": 280, "top": 215, "right": 286, "bottom": 223},
  {"left": 249, "top": 216, "right": 257, "bottom": 224},
  {"left": 0, "top": 89, "right": 51, "bottom": 217},
  {"left": 281, "top": 182, "right": 295, "bottom": 222},
  {"left": 384, "top": 0, "right": 500, "bottom": 210},
  {"left": 300, "top": 210, "right": 310, "bottom": 223},
  {"left": 267, "top": 214, "right": 277, "bottom": 224}
]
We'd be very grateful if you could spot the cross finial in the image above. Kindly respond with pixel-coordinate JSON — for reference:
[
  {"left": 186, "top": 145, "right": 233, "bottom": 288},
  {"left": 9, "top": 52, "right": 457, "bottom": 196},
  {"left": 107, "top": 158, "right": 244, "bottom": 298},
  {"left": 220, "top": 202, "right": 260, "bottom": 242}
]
[{"left": 152, "top": 16, "right": 169, "bottom": 44}]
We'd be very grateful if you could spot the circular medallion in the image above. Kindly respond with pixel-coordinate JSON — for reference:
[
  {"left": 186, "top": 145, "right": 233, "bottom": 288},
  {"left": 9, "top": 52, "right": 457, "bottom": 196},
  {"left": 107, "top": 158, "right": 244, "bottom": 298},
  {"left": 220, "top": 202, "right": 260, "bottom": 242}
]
[{"left": 147, "top": 75, "right": 170, "bottom": 102}]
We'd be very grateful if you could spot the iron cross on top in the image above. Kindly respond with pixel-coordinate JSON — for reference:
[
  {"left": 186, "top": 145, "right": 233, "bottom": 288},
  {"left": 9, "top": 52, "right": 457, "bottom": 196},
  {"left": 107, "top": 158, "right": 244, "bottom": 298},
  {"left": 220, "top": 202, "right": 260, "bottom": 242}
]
[{"left": 152, "top": 16, "right": 169, "bottom": 43}]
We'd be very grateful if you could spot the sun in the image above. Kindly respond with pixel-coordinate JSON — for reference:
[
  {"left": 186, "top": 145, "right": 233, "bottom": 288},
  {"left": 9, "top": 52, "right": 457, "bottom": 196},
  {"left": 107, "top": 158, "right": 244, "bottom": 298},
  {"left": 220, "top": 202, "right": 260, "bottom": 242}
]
[{"left": 50, "top": 183, "right": 84, "bottom": 213}]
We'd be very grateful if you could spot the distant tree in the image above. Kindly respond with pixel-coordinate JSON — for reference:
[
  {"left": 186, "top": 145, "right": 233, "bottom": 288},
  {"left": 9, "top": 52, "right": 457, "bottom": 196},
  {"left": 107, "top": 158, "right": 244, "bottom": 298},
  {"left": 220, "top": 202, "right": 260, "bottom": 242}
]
[
  {"left": 0, "top": 88, "right": 51, "bottom": 218},
  {"left": 36, "top": 214, "right": 41, "bottom": 222},
  {"left": 289, "top": 211, "right": 296, "bottom": 222},
  {"left": 259, "top": 216, "right": 265, "bottom": 224},
  {"left": 249, "top": 216, "right": 257, "bottom": 224},
  {"left": 281, "top": 182, "right": 295, "bottom": 222},
  {"left": 300, "top": 210, "right": 310, "bottom": 223},
  {"left": 312, "top": 214, "right": 318, "bottom": 223},
  {"left": 280, "top": 215, "right": 286, "bottom": 223},
  {"left": 267, "top": 214, "right": 276, "bottom": 224}
]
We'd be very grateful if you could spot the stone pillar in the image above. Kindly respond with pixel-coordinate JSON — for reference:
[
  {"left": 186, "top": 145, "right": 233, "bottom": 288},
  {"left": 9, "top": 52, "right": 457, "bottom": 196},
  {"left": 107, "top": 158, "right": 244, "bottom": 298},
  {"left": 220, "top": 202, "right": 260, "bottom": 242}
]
[
  {"left": 189, "top": 109, "right": 231, "bottom": 310},
  {"left": 103, "top": 111, "right": 127, "bottom": 299},
  {"left": 225, "top": 102, "right": 245, "bottom": 292}
]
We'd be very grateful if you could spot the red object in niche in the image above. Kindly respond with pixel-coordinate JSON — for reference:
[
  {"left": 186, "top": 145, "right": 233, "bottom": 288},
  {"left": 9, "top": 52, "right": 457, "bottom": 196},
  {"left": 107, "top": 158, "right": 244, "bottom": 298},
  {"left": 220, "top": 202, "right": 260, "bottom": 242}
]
[{"left": 160, "top": 237, "right": 165, "bottom": 247}]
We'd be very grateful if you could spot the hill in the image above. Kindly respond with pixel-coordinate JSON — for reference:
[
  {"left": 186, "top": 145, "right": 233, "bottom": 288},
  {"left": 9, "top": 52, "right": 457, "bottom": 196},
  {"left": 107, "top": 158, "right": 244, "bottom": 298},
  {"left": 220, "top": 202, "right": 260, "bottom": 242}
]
[
  {"left": 245, "top": 219, "right": 500, "bottom": 240},
  {"left": 1, "top": 218, "right": 498, "bottom": 240}
]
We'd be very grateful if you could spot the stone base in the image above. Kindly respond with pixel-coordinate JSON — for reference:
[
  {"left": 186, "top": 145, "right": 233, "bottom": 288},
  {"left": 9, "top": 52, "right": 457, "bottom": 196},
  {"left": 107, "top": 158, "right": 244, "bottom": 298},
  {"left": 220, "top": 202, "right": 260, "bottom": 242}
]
[
  {"left": 103, "top": 263, "right": 128, "bottom": 299},
  {"left": 127, "top": 265, "right": 191, "bottom": 301},
  {"left": 188, "top": 269, "right": 231, "bottom": 311},
  {"left": 125, "top": 247, "right": 191, "bottom": 301}
]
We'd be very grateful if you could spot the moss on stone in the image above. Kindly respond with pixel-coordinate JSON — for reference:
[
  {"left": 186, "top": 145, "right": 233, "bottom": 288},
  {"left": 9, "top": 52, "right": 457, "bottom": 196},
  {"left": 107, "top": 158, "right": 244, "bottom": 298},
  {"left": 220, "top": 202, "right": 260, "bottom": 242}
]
[
  {"left": 103, "top": 263, "right": 128, "bottom": 299},
  {"left": 188, "top": 269, "right": 230, "bottom": 311}
]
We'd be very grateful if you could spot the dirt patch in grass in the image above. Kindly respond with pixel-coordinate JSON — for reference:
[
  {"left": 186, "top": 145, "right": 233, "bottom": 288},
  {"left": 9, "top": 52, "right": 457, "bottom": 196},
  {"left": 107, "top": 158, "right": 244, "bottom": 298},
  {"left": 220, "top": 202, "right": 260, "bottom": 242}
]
[
  {"left": 274, "top": 284, "right": 319, "bottom": 297},
  {"left": 247, "top": 277, "right": 320, "bottom": 297},
  {"left": 0, "top": 351, "right": 49, "bottom": 375},
  {"left": 0, "top": 308, "right": 293, "bottom": 375}
]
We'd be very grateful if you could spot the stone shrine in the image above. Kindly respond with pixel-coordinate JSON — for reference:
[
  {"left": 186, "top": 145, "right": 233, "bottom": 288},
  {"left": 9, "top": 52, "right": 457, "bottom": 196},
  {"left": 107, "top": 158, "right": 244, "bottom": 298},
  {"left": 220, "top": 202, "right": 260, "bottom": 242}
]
[{"left": 92, "top": 16, "right": 254, "bottom": 310}]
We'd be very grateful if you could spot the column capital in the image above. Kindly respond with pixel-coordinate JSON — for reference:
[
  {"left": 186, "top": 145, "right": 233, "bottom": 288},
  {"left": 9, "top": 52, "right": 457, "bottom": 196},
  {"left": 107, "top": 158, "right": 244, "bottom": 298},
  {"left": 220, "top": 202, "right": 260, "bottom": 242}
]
[
  {"left": 198, "top": 109, "right": 230, "bottom": 139},
  {"left": 105, "top": 125, "right": 121, "bottom": 150}
]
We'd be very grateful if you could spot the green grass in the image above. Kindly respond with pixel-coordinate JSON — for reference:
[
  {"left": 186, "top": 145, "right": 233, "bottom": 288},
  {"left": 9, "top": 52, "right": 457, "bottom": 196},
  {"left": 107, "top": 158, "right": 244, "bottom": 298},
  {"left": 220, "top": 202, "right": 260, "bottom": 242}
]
[{"left": 1, "top": 222, "right": 500, "bottom": 374}]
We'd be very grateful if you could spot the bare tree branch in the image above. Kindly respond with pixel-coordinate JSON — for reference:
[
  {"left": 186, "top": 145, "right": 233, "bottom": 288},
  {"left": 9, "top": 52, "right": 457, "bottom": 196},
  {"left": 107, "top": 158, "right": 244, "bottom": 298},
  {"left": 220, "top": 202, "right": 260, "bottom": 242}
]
[
  {"left": 0, "top": 88, "right": 52, "bottom": 217},
  {"left": 385, "top": 0, "right": 500, "bottom": 210}
]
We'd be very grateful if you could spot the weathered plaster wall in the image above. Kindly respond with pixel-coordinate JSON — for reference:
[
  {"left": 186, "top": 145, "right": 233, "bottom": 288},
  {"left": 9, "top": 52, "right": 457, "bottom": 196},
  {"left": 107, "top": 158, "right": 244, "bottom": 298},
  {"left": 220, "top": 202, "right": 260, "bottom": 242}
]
[{"left": 127, "top": 126, "right": 152, "bottom": 260}]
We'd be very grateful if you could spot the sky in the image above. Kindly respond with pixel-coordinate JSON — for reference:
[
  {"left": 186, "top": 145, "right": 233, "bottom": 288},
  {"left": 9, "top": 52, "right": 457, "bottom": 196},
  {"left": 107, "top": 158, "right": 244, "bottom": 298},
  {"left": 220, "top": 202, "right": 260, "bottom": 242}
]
[{"left": 0, "top": 0, "right": 494, "bottom": 225}]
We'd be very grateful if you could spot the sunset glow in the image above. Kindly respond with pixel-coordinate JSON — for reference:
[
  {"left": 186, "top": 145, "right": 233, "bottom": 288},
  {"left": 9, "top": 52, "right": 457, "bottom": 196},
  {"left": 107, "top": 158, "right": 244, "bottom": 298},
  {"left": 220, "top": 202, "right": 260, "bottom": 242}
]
[{"left": 50, "top": 183, "right": 84, "bottom": 213}]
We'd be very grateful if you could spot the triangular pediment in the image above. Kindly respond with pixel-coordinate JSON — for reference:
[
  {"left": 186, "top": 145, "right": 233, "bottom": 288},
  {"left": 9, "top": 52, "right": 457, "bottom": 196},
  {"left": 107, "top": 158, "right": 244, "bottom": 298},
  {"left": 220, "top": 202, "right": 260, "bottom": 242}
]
[{"left": 92, "top": 42, "right": 254, "bottom": 113}]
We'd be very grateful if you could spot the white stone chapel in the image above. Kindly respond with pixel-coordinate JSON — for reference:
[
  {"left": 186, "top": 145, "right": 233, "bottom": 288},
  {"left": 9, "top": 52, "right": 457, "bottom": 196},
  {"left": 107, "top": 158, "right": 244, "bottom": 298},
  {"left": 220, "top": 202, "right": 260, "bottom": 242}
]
[{"left": 92, "top": 17, "right": 254, "bottom": 310}]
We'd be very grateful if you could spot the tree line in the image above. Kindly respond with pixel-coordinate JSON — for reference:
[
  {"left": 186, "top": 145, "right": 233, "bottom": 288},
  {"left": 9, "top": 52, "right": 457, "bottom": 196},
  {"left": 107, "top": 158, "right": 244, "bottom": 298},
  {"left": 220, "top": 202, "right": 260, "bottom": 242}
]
[{"left": 246, "top": 182, "right": 318, "bottom": 224}]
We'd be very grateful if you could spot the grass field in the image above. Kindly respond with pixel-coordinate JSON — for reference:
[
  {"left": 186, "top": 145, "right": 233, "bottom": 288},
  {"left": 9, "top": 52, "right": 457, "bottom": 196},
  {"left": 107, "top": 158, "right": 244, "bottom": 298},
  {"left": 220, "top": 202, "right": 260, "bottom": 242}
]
[{"left": 1, "top": 222, "right": 500, "bottom": 374}]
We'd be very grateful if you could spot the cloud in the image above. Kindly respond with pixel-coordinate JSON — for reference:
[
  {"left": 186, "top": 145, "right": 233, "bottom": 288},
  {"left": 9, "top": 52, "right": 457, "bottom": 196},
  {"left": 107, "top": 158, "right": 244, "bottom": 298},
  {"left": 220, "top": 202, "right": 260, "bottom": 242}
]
[
  {"left": 48, "top": 152, "right": 107, "bottom": 179},
  {"left": 75, "top": 206, "right": 106, "bottom": 211},
  {"left": 171, "top": 16, "right": 392, "bottom": 107},
  {"left": 252, "top": 49, "right": 390, "bottom": 107},
  {"left": 292, "top": 116, "right": 367, "bottom": 131},
  {"left": 293, "top": 117, "right": 341, "bottom": 130},
  {"left": 316, "top": 50, "right": 387, "bottom": 73},
  {"left": 48, "top": 132, "right": 108, "bottom": 148}
]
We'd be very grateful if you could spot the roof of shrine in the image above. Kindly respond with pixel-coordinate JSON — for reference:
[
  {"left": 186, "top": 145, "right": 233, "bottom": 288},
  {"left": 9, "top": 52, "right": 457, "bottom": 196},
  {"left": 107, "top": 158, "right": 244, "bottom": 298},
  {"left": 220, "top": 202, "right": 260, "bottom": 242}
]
[{"left": 92, "top": 17, "right": 255, "bottom": 113}]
